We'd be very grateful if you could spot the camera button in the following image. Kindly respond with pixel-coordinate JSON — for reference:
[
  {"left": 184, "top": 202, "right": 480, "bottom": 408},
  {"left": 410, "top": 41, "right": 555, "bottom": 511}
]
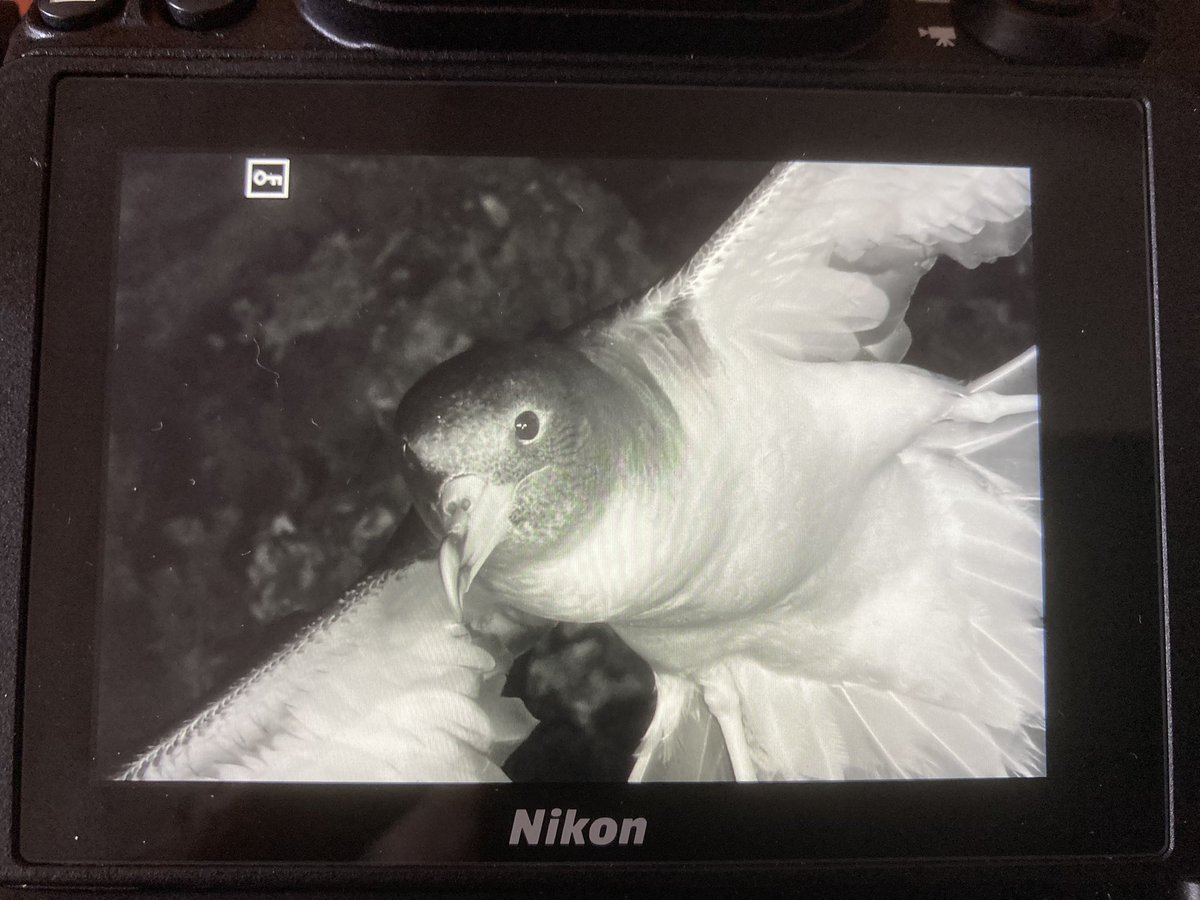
[
  {"left": 162, "top": 0, "right": 252, "bottom": 29},
  {"left": 35, "top": 0, "right": 118, "bottom": 29},
  {"left": 953, "top": 0, "right": 1149, "bottom": 62}
]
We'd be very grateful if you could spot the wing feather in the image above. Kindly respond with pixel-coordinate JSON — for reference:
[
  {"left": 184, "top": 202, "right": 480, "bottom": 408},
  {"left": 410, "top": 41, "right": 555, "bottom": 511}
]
[
  {"left": 120, "top": 562, "right": 535, "bottom": 782},
  {"left": 695, "top": 661, "right": 1043, "bottom": 782},
  {"left": 621, "top": 163, "right": 1031, "bottom": 363}
]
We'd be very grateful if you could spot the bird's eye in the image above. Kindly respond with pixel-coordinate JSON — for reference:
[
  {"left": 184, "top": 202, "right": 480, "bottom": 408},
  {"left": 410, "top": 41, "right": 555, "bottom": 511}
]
[{"left": 514, "top": 410, "right": 540, "bottom": 443}]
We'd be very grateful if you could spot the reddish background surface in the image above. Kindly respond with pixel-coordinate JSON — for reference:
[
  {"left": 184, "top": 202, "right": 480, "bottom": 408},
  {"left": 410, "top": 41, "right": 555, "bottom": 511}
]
[{"left": 13, "top": 0, "right": 31, "bottom": 13}]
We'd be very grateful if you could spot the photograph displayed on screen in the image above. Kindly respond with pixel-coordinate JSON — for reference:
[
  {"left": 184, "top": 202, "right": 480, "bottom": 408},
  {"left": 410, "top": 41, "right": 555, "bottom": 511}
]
[{"left": 98, "top": 155, "right": 1045, "bottom": 784}]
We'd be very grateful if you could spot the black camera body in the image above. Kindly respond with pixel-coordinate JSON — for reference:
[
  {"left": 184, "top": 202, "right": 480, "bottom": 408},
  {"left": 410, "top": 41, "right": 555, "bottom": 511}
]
[{"left": 2, "top": 0, "right": 1200, "bottom": 894}]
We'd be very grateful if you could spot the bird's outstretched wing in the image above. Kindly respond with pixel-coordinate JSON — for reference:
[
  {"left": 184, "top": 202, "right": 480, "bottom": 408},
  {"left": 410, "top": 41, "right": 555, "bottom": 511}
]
[
  {"left": 120, "top": 561, "right": 535, "bottom": 782},
  {"left": 619, "top": 163, "right": 1031, "bottom": 363}
]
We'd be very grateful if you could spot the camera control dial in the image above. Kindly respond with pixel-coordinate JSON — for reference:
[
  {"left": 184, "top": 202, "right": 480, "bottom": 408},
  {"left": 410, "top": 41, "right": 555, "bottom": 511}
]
[{"left": 953, "top": 0, "right": 1153, "bottom": 62}]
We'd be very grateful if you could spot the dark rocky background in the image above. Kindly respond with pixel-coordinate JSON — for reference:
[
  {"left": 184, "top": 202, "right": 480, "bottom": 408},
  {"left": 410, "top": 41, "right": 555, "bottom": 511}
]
[{"left": 98, "top": 155, "right": 1034, "bottom": 779}]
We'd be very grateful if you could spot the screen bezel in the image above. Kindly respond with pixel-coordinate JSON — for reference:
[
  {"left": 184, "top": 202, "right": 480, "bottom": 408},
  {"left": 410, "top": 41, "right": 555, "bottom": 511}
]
[{"left": 19, "top": 77, "right": 1165, "bottom": 865}]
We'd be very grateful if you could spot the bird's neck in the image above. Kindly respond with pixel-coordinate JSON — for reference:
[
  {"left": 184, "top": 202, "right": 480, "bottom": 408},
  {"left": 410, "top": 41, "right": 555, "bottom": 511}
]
[{"left": 574, "top": 327, "right": 693, "bottom": 491}]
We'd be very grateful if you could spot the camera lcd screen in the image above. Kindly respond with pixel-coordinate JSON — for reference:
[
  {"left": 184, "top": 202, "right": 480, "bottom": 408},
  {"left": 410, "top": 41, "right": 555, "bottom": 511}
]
[
  {"left": 19, "top": 79, "right": 1164, "bottom": 865},
  {"left": 100, "top": 153, "right": 1044, "bottom": 787}
]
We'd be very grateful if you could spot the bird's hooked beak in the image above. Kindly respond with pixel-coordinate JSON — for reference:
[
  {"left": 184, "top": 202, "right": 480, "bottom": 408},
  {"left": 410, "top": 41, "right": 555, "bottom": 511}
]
[{"left": 435, "top": 474, "right": 515, "bottom": 621}]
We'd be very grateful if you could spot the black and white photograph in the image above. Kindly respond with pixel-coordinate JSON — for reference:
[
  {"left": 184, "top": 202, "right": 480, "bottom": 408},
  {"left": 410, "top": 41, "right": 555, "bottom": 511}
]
[{"left": 99, "top": 156, "right": 1044, "bottom": 784}]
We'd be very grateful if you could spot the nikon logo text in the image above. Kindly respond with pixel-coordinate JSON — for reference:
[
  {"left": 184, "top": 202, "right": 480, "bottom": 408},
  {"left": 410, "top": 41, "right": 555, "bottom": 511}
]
[{"left": 509, "top": 808, "right": 646, "bottom": 846}]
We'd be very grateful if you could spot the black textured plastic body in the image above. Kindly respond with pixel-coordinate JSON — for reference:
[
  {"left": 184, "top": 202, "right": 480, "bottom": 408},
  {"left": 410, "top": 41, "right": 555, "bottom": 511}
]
[{"left": 2, "top": 0, "right": 1200, "bottom": 893}]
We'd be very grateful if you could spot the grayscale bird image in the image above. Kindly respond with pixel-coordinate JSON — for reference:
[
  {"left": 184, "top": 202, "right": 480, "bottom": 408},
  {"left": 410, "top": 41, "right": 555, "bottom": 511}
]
[{"left": 108, "top": 158, "right": 1043, "bottom": 783}]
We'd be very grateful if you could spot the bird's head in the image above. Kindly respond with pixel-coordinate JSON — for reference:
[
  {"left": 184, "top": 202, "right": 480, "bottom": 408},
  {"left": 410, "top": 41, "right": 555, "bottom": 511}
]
[{"left": 395, "top": 340, "right": 630, "bottom": 620}]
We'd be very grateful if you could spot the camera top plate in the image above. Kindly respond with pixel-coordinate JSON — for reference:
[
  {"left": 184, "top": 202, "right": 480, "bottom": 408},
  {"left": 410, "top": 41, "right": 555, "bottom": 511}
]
[{"left": 1, "top": 0, "right": 1193, "bottom": 66}]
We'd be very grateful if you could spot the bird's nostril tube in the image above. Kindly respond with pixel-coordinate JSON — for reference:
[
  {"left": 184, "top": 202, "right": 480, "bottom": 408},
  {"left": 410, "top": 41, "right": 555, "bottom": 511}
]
[
  {"left": 442, "top": 496, "right": 471, "bottom": 516},
  {"left": 437, "top": 474, "right": 487, "bottom": 528}
]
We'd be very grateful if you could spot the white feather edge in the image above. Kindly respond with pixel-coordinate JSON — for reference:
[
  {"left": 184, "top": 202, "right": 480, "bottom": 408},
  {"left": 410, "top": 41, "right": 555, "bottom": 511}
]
[{"left": 119, "top": 562, "right": 536, "bottom": 782}]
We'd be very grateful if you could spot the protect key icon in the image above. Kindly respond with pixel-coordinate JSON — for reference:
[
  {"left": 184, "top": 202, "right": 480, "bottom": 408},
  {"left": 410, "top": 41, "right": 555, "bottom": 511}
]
[{"left": 244, "top": 158, "right": 291, "bottom": 199}]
